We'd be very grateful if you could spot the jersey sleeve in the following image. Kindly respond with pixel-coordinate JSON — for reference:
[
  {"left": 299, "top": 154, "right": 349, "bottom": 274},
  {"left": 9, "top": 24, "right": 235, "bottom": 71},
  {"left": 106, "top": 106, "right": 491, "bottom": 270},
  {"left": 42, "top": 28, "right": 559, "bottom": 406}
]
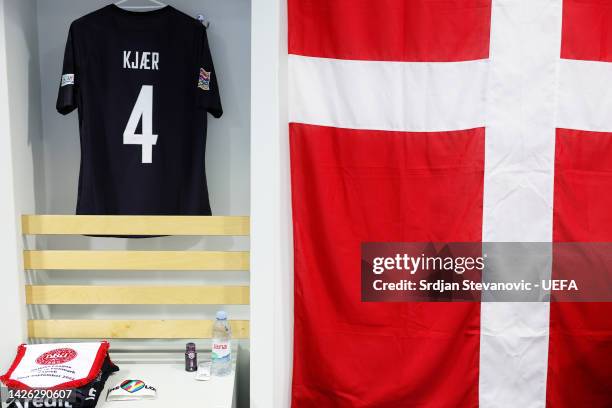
[
  {"left": 196, "top": 27, "right": 223, "bottom": 118},
  {"left": 56, "top": 24, "right": 78, "bottom": 115}
]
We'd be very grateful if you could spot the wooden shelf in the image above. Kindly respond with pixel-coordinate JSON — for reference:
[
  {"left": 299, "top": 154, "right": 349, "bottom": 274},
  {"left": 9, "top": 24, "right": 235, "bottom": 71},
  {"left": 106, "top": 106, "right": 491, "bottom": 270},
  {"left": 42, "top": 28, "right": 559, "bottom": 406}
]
[
  {"left": 26, "top": 285, "right": 250, "bottom": 305},
  {"left": 22, "top": 215, "right": 250, "bottom": 236},
  {"left": 28, "top": 320, "right": 250, "bottom": 339},
  {"left": 24, "top": 250, "right": 250, "bottom": 271}
]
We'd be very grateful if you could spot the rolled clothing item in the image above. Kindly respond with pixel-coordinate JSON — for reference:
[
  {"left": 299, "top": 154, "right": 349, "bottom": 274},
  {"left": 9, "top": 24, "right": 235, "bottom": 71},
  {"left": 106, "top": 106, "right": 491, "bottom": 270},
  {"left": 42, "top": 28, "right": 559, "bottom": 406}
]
[
  {"left": 73, "top": 356, "right": 119, "bottom": 408},
  {"left": 106, "top": 379, "right": 157, "bottom": 401}
]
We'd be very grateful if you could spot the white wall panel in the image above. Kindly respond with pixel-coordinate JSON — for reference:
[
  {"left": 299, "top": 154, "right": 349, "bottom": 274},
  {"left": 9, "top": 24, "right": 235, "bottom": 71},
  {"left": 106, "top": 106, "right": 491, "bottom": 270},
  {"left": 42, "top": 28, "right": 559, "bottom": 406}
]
[
  {"left": 250, "top": 0, "right": 291, "bottom": 406},
  {"left": 0, "top": 0, "right": 40, "bottom": 370}
]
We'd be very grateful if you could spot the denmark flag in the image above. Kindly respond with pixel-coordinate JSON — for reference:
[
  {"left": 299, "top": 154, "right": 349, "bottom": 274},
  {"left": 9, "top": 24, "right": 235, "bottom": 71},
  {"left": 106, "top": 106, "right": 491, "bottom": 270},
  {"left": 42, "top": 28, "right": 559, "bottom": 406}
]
[{"left": 288, "top": 0, "right": 611, "bottom": 407}]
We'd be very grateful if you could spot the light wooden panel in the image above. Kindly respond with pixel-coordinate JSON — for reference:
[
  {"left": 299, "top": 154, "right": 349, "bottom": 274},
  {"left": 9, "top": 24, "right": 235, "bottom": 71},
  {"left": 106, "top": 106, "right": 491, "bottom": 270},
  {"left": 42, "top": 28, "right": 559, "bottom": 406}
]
[
  {"left": 23, "top": 250, "right": 249, "bottom": 271},
  {"left": 28, "top": 320, "right": 250, "bottom": 339},
  {"left": 21, "top": 215, "right": 250, "bottom": 236},
  {"left": 26, "top": 285, "right": 249, "bottom": 305}
]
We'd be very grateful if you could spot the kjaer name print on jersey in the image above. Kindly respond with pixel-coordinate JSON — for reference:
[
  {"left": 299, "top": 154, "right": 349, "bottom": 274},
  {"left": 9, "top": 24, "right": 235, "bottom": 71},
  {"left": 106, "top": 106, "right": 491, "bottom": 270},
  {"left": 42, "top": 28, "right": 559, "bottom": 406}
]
[{"left": 123, "top": 51, "right": 159, "bottom": 70}]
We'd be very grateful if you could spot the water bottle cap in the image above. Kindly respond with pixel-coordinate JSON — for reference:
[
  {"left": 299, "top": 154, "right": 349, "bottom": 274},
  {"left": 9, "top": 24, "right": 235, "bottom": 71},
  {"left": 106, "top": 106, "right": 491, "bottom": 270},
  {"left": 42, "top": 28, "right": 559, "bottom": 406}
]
[{"left": 216, "top": 310, "right": 227, "bottom": 320}]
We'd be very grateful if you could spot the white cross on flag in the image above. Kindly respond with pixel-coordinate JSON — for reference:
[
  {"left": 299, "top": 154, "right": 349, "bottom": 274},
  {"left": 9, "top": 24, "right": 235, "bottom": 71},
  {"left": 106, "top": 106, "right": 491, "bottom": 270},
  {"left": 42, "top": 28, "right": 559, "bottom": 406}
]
[{"left": 288, "top": 0, "right": 611, "bottom": 406}]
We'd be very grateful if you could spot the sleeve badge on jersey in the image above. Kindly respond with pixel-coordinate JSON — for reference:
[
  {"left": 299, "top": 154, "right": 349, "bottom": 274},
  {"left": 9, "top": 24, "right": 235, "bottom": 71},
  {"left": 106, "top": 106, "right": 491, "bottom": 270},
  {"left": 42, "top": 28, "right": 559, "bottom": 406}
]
[
  {"left": 61, "top": 74, "right": 75, "bottom": 87},
  {"left": 198, "top": 68, "right": 211, "bottom": 91}
]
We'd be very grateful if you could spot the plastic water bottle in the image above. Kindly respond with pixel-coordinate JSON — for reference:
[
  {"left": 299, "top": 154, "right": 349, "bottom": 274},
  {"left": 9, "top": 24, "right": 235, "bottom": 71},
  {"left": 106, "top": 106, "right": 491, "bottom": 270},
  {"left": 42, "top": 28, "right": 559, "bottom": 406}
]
[{"left": 211, "top": 310, "right": 232, "bottom": 376}]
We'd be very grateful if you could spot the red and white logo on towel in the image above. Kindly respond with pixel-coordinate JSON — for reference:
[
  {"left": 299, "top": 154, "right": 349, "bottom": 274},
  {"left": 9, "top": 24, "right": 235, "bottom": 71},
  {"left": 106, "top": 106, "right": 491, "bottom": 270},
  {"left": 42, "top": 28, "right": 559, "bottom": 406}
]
[
  {"left": 0, "top": 342, "right": 110, "bottom": 390},
  {"left": 36, "top": 348, "right": 78, "bottom": 366}
]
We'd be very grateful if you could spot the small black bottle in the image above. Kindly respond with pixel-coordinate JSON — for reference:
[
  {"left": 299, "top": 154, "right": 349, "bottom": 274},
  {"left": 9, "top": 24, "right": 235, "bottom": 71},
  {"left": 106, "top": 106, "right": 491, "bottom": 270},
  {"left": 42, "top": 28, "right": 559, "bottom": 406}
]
[{"left": 185, "top": 342, "right": 198, "bottom": 372}]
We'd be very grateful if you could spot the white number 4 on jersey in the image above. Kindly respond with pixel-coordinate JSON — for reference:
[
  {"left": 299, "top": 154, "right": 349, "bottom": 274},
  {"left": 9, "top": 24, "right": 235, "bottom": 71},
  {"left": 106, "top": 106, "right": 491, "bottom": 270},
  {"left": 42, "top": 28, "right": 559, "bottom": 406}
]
[{"left": 124, "top": 85, "right": 158, "bottom": 163}]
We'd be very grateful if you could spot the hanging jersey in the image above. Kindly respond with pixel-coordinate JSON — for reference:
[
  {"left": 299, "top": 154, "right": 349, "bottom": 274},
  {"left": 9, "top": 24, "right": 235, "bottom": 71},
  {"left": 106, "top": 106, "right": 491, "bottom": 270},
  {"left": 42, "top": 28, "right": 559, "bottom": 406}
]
[{"left": 57, "top": 5, "right": 222, "bottom": 215}]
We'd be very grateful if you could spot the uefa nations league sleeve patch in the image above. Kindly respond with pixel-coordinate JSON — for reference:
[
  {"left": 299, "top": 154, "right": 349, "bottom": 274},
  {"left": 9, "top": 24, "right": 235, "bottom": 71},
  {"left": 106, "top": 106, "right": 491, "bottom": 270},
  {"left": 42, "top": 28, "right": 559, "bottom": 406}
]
[
  {"left": 61, "top": 74, "right": 75, "bottom": 87},
  {"left": 198, "top": 68, "right": 211, "bottom": 91}
]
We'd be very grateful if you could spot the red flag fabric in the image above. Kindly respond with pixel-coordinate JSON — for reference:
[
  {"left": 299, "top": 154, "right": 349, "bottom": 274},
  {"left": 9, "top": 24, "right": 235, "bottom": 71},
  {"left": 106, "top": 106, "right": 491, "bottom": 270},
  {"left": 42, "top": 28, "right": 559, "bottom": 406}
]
[
  {"left": 290, "top": 124, "right": 484, "bottom": 406},
  {"left": 289, "top": 0, "right": 491, "bottom": 62},
  {"left": 549, "top": 129, "right": 612, "bottom": 406}
]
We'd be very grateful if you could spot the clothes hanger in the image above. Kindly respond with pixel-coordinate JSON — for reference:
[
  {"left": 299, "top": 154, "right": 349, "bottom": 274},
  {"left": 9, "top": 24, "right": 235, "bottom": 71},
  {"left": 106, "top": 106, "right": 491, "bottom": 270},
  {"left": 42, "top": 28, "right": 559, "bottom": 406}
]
[
  {"left": 197, "top": 14, "right": 211, "bottom": 29},
  {"left": 115, "top": 0, "right": 211, "bottom": 28},
  {"left": 115, "top": 0, "right": 166, "bottom": 10}
]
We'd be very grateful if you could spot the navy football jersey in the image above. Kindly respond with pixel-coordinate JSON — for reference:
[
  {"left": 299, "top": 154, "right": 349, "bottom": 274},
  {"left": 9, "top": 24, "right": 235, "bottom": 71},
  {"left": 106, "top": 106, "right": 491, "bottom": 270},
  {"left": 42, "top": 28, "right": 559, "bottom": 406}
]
[{"left": 57, "top": 5, "right": 222, "bottom": 215}]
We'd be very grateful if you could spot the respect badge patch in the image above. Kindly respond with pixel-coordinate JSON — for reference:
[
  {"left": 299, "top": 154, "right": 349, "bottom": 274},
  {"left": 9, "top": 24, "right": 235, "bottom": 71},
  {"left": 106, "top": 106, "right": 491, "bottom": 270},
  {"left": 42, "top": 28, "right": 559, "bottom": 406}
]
[
  {"left": 198, "top": 68, "right": 210, "bottom": 91},
  {"left": 120, "top": 380, "right": 146, "bottom": 393},
  {"left": 107, "top": 379, "right": 157, "bottom": 401}
]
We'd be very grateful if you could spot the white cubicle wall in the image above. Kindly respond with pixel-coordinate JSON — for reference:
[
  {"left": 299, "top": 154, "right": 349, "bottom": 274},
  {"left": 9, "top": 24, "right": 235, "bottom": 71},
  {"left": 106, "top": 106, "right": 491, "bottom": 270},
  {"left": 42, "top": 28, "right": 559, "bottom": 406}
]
[
  {"left": 0, "top": 0, "right": 37, "bottom": 371},
  {"left": 0, "top": 0, "right": 254, "bottom": 406},
  {"left": 249, "top": 0, "right": 292, "bottom": 406}
]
